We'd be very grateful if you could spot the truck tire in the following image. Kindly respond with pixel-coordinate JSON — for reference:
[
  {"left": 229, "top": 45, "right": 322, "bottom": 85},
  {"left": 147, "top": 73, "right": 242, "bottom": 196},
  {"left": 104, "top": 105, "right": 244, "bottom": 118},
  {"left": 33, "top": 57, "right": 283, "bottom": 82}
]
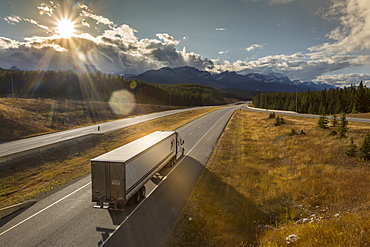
[
  {"left": 140, "top": 186, "right": 146, "bottom": 198},
  {"left": 134, "top": 191, "right": 141, "bottom": 204},
  {"left": 128, "top": 191, "right": 141, "bottom": 205}
]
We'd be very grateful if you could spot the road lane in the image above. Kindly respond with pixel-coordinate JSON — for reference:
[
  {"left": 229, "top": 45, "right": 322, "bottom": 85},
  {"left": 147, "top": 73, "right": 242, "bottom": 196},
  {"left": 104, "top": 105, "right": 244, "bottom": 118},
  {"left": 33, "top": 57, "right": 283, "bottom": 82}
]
[
  {"left": 0, "top": 107, "right": 208, "bottom": 163},
  {"left": 103, "top": 106, "right": 239, "bottom": 247},
  {"left": 0, "top": 105, "right": 240, "bottom": 247},
  {"left": 244, "top": 104, "right": 370, "bottom": 123}
]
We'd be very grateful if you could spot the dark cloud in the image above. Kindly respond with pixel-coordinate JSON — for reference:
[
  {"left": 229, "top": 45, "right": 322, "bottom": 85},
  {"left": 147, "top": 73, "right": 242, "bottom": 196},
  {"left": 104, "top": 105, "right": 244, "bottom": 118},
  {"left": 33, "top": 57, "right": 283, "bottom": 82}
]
[{"left": 152, "top": 47, "right": 179, "bottom": 62}]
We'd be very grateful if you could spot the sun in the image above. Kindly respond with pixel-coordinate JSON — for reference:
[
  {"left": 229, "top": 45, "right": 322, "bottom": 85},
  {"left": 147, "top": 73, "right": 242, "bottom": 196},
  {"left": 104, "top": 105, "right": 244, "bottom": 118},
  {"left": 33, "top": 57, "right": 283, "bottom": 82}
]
[{"left": 57, "top": 19, "right": 75, "bottom": 38}]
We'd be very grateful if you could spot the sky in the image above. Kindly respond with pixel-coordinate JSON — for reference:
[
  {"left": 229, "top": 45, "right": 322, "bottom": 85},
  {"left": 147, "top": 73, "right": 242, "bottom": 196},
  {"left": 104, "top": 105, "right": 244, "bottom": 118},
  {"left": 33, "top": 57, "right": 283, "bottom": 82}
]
[{"left": 0, "top": 0, "right": 370, "bottom": 87}]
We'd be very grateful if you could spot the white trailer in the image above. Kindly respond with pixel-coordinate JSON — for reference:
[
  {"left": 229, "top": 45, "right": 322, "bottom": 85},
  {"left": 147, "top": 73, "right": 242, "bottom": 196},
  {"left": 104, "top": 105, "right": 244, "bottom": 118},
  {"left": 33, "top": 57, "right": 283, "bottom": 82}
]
[{"left": 91, "top": 131, "right": 184, "bottom": 210}]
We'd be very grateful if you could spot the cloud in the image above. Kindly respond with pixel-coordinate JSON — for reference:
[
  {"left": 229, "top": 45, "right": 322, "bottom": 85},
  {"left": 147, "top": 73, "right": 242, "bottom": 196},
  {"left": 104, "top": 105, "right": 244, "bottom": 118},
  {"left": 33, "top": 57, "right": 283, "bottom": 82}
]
[
  {"left": 215, "top": 28, "right": 226, "bottom": 31},
  {"left": 24, "top": 18, "right": 50, "bottom": 30},
  {"left": 210, "top": 52, "right": 370, "bottom": 82},
  {"left": 3, "top": 15, "right": 22, "bottom": 25},
  {"left": 310, "top": 0, "right": 370, "bottom": 54},
  {"left": 218, "top": 50, "right": 229, "bottom": 55},
  {"left": 79, "top": 4, "right": 114, "bottom": 26},
  {"left": 38, "top": 2, "right": 58, "bottom": 17},
  {"left": 246, "top": 44, "right": 264, "bottom": 52},
  {"left": 313, "top": 73, "right": 370, "bottom": 87},
  {"left": 1, "top": 0, "right": 369, "bottom": 87},
  {"left": 0, "top": 37, "right": 20, "bottom": 49},
  {"left": 0, "top": 3, "right": 212, "bottom": 75}
]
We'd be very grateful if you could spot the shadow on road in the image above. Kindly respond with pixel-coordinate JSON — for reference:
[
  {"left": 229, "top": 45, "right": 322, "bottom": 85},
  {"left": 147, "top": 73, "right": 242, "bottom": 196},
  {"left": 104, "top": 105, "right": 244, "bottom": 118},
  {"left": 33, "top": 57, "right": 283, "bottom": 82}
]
[
  {"left": 102, "top": 155, "right": 270, "bottom": 247},
  {"left": 96, "top": 227, "right": 114, "bottom": 246},
  {"left": 0, "top": 203, "right": 35, "bottom": 228},
  {"left": 102, "top": 156, "right": 205, "bottom": 247}
]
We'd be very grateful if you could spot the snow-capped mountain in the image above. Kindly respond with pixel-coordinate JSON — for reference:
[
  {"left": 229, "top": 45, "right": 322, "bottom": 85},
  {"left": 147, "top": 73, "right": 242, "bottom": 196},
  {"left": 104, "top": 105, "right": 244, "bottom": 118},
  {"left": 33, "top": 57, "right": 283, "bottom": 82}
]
[{"left": 128, "top": 66, "right": 335, "bottom": 93}]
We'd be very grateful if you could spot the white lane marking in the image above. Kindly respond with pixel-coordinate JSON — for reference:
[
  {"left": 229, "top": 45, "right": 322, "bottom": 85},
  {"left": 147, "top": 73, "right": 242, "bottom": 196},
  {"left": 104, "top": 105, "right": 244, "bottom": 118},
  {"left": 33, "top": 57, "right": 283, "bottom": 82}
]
[
  {"left": 0, "top": 182, "right": 91, "bottom": 236},
  {"left": 101, "top": 108, "right": 234, "bottom": 247},
  {"left": 188, "top": 132, "right": 193, "bottom": 136}
]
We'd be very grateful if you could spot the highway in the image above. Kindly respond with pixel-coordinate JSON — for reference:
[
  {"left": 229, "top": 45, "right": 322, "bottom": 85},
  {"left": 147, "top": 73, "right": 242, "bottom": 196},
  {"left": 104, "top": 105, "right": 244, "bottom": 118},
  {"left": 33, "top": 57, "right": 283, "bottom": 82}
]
[
  {"left": 0, "top": 105, "right": 240, "bottom": 247},
  {"left": 0, "top": 107, "right": 207, "bottom": 164},
  {"left": 244, "top": 104, "right": 370, "bottom": 124}
]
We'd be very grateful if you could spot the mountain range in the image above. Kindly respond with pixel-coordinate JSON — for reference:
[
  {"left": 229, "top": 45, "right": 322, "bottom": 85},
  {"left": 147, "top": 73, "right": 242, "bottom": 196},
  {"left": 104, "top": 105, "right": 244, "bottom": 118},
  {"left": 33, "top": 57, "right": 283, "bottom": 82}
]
[{"left": 127, "top": 66, "right": 336, "bottom": 93}]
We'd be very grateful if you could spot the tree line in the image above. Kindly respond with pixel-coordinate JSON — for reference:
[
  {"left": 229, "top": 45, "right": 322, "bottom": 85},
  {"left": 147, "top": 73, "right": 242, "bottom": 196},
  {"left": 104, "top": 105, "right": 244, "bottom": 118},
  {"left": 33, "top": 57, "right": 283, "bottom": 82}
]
[
  {"left": 252, "top": 82, "right": 370, "bottom": 114},
  {"left": 0, "top": 68, "right": 233, "bottom": 106}
]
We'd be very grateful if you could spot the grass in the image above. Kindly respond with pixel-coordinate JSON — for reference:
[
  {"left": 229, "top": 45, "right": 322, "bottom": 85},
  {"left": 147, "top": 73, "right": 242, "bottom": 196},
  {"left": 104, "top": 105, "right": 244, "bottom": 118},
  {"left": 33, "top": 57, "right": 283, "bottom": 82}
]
[
  {"left": 166, "top": 109, "right": 370, "bottom": 246},
  {"left": 0, "top": 98, "right": 184, "bottom": 142},
  {"left": 0, "top": 101, "right": 224, "bottom": 208}
]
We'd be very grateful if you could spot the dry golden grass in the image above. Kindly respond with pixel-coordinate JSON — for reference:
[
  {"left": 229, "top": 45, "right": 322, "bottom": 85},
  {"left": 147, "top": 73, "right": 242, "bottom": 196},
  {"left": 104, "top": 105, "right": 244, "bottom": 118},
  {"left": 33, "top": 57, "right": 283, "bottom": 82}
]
[
  {"left": 0, "top": 106, "right": 223, "bottom": 208},
  {"left": 0, "top": 98, "right": 184, "bottom": 141},
  {"left": 166, "top": 109, "right": 370, "bottom": 246}
]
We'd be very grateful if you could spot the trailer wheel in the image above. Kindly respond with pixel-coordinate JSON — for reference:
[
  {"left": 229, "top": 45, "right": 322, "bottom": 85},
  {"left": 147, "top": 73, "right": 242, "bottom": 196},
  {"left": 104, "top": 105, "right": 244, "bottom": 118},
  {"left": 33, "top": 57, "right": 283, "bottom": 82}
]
[
  {"left": 128, "top": 191, "right": 141, "bottom": 205},
  {"left": 134, "top": 191, "right": 141, "bottom": 204},
  {"left": 140, "top": 186, "right": 146, "bottom": 198}
]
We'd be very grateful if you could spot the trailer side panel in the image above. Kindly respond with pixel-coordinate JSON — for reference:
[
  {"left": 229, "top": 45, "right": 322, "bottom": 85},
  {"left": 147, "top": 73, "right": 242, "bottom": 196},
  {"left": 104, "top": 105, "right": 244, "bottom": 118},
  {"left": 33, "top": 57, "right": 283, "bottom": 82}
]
[{"left": 125, "top": 133, "right": 175, "bottom": 194}]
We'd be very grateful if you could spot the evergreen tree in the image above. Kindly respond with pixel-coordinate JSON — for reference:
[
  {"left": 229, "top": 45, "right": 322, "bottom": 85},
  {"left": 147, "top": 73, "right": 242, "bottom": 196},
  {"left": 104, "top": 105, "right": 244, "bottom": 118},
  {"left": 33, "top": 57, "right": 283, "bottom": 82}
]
[
  {"left": 358, "top": 132, "right": 370, "bottom": 161},
  {"left": 274, "top": 116, "right": 285, "bottom": 126},
  {"left": 317, "top": 112, "right": 329, "bottom": 129},
  {"left": 268, "top": 112, "right": 276, "bottom": 119},
  {"left": 346, "top": 137, "right": 357, "bottom": 157},
  {"left": 337, "top": 112, "right": 349, "bottom": 138},
  {"left": 354, "top": 81, "right": 368, "bottom": 113},
  {"left": 331, "top": 114, "right": 338, "bottom": 127}
]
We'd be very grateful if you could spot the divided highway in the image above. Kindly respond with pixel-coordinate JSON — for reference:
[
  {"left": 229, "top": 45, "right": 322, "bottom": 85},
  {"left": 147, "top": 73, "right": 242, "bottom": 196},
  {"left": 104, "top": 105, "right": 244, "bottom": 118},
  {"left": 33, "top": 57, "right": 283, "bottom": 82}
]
[
  {"left": 0, "top": 107, "right": 204, "bottom": 164},
  {"left": 0, "top": 104, "right": 241, "bottom": 247},
  {"left": 244, "top": 104, "right": 370, "bottom": 124}
]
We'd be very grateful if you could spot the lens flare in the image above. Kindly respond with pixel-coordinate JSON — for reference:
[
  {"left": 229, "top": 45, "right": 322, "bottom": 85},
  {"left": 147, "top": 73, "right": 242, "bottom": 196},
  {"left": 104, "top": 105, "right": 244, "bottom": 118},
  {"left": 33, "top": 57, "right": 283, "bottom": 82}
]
[{"left": 109, "top": 90, "right": 136, "bottom": 115}]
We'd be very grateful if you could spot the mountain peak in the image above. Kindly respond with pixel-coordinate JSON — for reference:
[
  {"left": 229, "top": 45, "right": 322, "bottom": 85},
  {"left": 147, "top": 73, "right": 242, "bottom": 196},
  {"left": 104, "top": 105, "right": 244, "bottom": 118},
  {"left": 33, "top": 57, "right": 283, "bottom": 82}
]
[{"left": 129, "top": 66, "right": 336, "bottom": 93}]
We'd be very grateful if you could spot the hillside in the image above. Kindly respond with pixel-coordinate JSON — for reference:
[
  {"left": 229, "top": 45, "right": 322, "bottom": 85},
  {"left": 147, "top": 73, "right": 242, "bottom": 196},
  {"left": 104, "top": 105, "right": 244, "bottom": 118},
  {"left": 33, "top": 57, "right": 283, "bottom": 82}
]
[
  {"left": 0, "top": 98, "right": 183, "bottom": 142},
  {"left": 0, "top": 68, "right": 238, "bottom": 107}
]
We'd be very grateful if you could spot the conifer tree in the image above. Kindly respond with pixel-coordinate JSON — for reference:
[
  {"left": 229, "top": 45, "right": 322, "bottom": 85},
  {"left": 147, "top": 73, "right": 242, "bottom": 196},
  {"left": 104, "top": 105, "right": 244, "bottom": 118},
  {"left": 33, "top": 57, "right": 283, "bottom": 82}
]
[
  {"left": 346, "top": 137, "right": 357, "bottom": 157},
  {"left": 358, "top": 132, "right": 370, "bottom": 161},
  {"left": 337, "top": 113, "right": 349, "bottom": 138},
  {"left": 331, "top": 114, "right": 338, "bottom": 127},
  {"left": 318, "top": 112, "right": 329, "bottom": 129}
]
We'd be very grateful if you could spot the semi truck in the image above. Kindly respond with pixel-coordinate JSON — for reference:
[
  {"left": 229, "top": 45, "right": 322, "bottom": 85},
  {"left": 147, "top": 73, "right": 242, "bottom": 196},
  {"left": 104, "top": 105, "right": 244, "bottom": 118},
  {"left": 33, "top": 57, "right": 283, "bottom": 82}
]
[{"left": 91, "top": 131, "right": 185, "bottom": 210}]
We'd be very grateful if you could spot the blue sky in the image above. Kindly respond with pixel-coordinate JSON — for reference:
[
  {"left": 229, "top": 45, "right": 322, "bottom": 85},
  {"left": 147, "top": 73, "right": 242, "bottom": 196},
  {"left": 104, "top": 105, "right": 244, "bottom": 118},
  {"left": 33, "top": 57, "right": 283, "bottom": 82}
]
[{"left": 0, "top": 0, "right": 370, "bottom": 87}]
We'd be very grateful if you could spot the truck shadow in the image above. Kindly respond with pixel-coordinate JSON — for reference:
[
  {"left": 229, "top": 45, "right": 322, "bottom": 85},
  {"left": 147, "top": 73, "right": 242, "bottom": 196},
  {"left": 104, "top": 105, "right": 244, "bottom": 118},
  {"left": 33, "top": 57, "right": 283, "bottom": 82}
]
[
  {"left": 167, "top": 165, "right": 271, "bottom": 246},
  {"left": 101, "top": 156, "right": 270, "bottom": 247}
]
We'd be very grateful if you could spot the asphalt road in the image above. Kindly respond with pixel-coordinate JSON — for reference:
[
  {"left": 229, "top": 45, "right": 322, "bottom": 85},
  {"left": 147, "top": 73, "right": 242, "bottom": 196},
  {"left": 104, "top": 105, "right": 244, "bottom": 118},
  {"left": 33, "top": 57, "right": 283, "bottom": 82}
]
[
  {"left": 244, "top": 104, "right": 370, "bottom": 124},
  {"left": 0, "top": 106, "right": 205, "bottom": 164},
  {"left": 0, "top": 105, "right": 240, "bottom": 247}
]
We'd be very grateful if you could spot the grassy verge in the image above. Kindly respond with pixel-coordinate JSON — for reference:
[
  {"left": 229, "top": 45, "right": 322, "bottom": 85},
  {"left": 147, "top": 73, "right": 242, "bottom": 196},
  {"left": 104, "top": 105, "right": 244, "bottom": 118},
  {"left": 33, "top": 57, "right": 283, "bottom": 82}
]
[
  {"left": 0, "top": 98, "right": 184, "bottom": 142},
  {"left": 166, "top": 109, "right": 370, "bottom": 246},
  {"left": 0, "top": 106, "right": 223, "bottom": 208}
]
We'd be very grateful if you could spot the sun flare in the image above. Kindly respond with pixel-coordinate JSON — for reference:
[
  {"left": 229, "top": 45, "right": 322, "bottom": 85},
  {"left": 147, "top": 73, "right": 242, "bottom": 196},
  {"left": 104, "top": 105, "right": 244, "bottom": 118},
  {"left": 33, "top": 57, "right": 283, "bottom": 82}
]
[{"left": 57, "top": 19, "right": 75, "bottom": 38}]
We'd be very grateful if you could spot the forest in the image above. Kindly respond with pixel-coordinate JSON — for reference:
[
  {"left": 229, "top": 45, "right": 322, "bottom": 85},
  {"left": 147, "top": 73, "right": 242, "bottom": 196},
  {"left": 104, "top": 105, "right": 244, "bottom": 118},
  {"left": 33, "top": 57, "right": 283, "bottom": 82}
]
[
  {"left": 252, "top": 82, "right": 370, "bottom": 114},
  {"left": 0, "top": 68, "right": 236, "bottom": 106}
]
